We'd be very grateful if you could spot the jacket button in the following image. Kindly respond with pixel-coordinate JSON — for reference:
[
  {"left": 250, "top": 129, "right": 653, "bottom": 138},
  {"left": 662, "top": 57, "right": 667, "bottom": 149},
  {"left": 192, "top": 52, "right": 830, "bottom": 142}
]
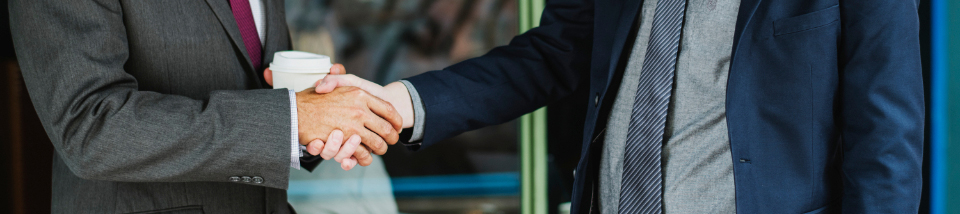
[
  {"left": 241, "top": 176, "right": 252, "bottom": 183},
  {"left": 253, "top": 176, "right": 264, "bottom": 184},
  {"left": 229, "top": 176, "right": 240, "bottom": 182}
]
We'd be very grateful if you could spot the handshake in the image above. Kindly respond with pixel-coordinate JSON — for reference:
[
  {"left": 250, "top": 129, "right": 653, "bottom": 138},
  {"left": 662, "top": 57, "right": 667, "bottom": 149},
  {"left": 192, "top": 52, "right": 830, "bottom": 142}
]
[{"left": 265, "top": 64, "right": 414, "bottom": 171}]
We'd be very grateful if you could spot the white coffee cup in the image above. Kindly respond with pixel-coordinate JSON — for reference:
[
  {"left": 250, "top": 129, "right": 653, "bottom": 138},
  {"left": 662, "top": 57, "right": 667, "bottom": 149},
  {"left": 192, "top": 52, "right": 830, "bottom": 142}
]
[{"left": 269, "top": 51, "right": 332, "bottom": 92}]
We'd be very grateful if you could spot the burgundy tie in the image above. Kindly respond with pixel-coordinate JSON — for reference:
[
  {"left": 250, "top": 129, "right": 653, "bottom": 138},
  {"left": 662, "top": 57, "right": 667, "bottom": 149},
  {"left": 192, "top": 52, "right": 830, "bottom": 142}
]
[{"left": 229, "top": 0, "right": 263, "bottom": 70}]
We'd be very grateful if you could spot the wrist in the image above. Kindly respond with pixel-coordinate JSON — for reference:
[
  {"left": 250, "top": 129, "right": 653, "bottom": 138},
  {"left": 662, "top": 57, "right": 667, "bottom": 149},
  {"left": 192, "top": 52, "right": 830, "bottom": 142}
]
[
  {"left": 383, "top": 82, "right": 415, "bottom": 129},
  {"left": 294, "top": 91, "right": 308, "bottom": 143}
]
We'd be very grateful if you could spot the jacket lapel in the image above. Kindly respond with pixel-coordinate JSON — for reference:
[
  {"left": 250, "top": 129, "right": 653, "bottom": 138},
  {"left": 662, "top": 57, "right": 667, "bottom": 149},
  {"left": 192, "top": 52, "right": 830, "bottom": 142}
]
[
  {"left": 259, "top": 0, "right": 288, "bottom": 88},
  {"left": 260, "top": 0, "right": 284, "bottom": 72},
  {"left": 261, "top": 0, "right": 276, "bottom": 61},
  {"left": 203, "top": 0, "right": 263, "bottom": 88},
  {"left": 603, "top": 0, "right": 644, "bottom": 92}
]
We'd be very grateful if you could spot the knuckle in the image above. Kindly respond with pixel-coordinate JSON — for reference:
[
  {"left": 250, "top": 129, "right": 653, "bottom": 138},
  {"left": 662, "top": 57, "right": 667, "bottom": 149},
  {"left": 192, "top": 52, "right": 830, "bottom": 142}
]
[
  {"left": 387, "top": 133, "right": 399, "bottom": 145},
  {"left": 323, "top": 145, "right": 338, "bottom": 152},
  {"left": 356, "top": 150, "right": 371, "bottom": 159},
  {"left": 329, "top": 130, "right": 343, "bottom": 141},
  {"left": 368, "top": 140, "right": 384, "bottom": 152},
  {"left": 376, "top": 136, "right": 388, "bottom": 148},
  {"left": 349, "top": 108, "right": 365, "bottom": 119},
  {"left": 354, "top": 90, "right": 368, "bottom": 98},
  {"left": 380, "top": 123, "right": 394, "bottom": 134},
  {"left": 373, "top": 144, "right": 387, "bottom": 155},
  {"left": 359, "top": 156, "right": 373, "bottom": 166},
  {"left": 342, "top": 127, "right": 358, "bottom": 136}
]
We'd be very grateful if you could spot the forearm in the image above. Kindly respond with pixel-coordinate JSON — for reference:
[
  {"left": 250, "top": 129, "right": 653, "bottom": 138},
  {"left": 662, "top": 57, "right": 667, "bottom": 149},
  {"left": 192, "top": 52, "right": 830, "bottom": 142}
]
[
  {"left": 36, "top": 88, "right": 293, "bottom": 188},
  {"left": 11, "top": 0, "right": 293, "bottom": 189},
  {"left": 399, "top": 0, "right": 594, "bottom": 147}
]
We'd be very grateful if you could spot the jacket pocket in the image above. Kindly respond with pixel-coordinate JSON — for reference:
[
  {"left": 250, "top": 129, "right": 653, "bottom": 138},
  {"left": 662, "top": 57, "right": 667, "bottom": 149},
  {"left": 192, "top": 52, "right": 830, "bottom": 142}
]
[
  {"left": 126, "top": 205, "right": 204, "bottom": 214},
  {"left": 774, "top": 5, "right": 840, "bottom": 36}
]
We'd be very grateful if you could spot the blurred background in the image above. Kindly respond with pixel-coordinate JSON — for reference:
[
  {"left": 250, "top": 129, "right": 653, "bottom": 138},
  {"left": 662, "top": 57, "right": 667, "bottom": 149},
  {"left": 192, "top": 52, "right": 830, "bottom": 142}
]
[
  {"left": 2, "top": 0, "right": 959, "bottom": 213},
  {"left": 282, "top": 0, "right": 526, "bottom": 213}
]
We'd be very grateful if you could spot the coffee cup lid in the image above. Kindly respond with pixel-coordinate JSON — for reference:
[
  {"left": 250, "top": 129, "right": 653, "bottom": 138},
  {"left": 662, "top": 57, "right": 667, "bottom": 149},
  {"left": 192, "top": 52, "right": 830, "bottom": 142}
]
[{"left": 269, "top": 51, "right": 332, "bottom": 73}]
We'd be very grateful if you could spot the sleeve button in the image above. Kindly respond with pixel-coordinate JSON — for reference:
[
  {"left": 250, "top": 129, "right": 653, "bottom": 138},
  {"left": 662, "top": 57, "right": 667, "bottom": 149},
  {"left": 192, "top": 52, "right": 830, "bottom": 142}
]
[
  {"left": 241, "top": 176, "right": 252, "bottom": 183},
  {"left": 229, "top": 176, "right": 240, "bottom": 182},
  {"left": 253, "top": 176, "right": 264, "bottom": 184}
]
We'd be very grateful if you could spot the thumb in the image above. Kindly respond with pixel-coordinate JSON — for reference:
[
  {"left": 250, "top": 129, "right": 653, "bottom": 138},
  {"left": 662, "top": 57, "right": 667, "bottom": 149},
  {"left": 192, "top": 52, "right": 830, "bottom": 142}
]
[
  {"left": 329, "top": 64, "right": 346, "bottom": 75},
  {"left": 264, "top": 68, "right": 274, "bottom": 86},
  {"left": 314, "top": 74, "right": 365, "bottom": 94}
]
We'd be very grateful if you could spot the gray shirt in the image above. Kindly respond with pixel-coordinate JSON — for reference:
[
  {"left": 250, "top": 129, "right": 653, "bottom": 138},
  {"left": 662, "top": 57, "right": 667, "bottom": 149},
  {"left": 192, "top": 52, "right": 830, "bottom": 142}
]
[{"left": 599, "top": 0, "right": 741, "bottom": 213}]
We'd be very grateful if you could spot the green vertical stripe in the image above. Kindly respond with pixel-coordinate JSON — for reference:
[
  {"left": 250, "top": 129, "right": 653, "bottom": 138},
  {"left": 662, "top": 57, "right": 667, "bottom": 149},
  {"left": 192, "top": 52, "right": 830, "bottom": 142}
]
[
  {"left": 532, "top": 108, "right": 548, "bottom": 214},
  {"left": 518, "top": 1, "right": 547, "bottom": 214},
  {"left": 520, "top": 114, "right": 533, "bottom": 214}
]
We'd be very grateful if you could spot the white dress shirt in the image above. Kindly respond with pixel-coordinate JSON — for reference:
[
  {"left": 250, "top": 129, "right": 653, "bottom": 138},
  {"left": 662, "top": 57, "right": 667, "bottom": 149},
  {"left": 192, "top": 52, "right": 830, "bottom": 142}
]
[{"left": 246, "top": 0, "right": 304, "bottom": 170}]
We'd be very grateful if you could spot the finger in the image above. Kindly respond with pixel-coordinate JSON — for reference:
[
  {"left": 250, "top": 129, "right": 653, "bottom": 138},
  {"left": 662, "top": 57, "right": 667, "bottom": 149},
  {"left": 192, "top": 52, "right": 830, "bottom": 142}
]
[
  {"left": 306, "top": 138, "right": 324, "bottom": 156},
  {"left": 356, "top": 128, "right": 389, "bottom": 155},
  {"left": 363, "top": 107, "right": 400, "bottom": 145},
  {"left": 264, "top": 68, "right": 273, "bottom": 86},
  {"left": 335, "top": 134, "right": 362, "bottom": 163},
  {"left": 315, "top": 74, "right": 367, "bottom": 94},
  {"left": 314, "top": 75, "right": 352, "bottom": 93},
  {"left": 352, "top": 146, "right": 374, "bottom": 166},
  {"left": 341, "top": 157, "right": 358, "bottom": 170},
  {"left": 330, "top": 64, "right": 346, "bottom": 75},
  {"left": 364, "top": 94, "right": 404, "bottom": 134},
  {"left": 320, "top": 130, "right": 344, "bottom": 160}
]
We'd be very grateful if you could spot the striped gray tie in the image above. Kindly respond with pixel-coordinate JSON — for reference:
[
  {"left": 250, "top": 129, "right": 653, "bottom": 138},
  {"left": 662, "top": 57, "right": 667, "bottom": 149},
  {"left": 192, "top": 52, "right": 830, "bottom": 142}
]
[{"left": 618, "top": 0, "right": 687, "bottom": 213}]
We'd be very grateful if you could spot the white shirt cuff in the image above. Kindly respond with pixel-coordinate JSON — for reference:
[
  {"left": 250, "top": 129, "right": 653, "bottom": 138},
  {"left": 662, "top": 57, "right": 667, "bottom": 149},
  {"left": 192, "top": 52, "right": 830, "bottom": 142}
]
[{"left": 289, "top": 89, "right": 301, "bottom": 170}]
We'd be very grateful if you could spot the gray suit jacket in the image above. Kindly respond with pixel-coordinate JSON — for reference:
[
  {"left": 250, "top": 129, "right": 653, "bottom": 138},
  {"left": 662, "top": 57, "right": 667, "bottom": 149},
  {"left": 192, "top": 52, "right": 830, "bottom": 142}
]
[{"left": 10, "top": 0, "right": 303, "bottom": 213}]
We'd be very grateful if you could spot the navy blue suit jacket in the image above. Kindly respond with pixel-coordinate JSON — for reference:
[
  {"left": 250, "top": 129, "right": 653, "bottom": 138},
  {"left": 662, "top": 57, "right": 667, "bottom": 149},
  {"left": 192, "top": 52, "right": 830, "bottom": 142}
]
[{"left": 403, "top": 0, "right": 923, "bottom": 213}]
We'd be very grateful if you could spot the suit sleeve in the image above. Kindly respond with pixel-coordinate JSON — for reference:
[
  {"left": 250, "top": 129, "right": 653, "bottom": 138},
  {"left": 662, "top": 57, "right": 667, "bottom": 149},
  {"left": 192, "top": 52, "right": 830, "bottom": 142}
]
[
  {"left": 10, "top": 0, "right": 292, "bottom": 189},
  {"left": 837, "top": 0, "right": 924, "bottom": 212},
  {"left": 403, "top": 0, "right": 595, "bottom": 148}
]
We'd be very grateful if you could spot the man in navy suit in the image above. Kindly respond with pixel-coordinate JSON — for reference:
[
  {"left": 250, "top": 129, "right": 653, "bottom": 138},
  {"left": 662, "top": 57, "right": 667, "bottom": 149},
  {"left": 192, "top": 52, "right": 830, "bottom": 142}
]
[{"left": 308, "top": 0, "right": 923, "bottom": 212}]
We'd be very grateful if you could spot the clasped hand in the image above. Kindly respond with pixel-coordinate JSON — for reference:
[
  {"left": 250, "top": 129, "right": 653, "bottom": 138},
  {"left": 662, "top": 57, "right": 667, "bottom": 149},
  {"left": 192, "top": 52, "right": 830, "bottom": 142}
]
[{"left": 265, "top": 65, "right": 404, "bottom": 170}]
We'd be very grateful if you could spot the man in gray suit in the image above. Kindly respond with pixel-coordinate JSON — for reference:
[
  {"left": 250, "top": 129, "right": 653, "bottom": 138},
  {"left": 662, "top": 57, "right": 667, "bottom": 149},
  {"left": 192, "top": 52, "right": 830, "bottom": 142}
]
[{"left": 9, "top": 0, "right": 400, "bottom": 213}]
